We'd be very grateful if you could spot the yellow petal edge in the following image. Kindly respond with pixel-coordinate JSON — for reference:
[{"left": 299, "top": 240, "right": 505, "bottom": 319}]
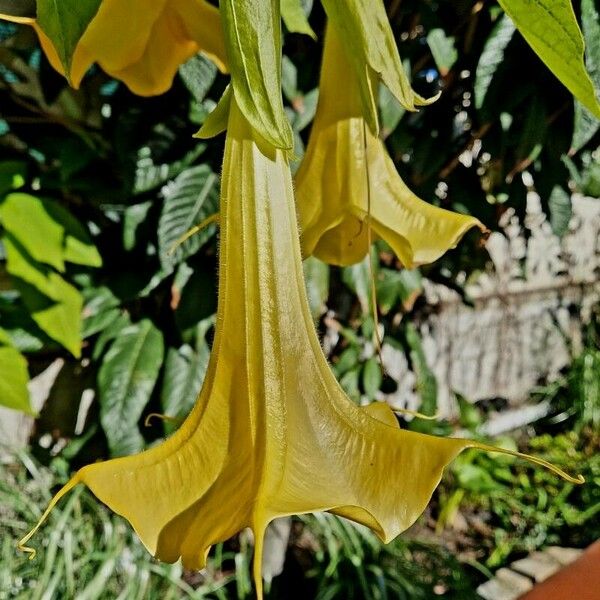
[
  {"left": 18, "top": 100, "right": 582, "bottom": 600},
  {"left": 296, "top": 28, "right": 486, "bottom": 267},
  {"left": 0, "top": 0, "right": 227, "bottom": 96}
]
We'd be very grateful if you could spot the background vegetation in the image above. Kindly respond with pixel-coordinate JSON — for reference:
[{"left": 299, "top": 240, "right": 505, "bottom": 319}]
[{"left": 0, "top": 0, "right": 598, "bottom": 597}]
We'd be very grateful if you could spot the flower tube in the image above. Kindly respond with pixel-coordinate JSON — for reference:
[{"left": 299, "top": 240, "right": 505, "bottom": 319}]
[
  {"left": 295, "top": 28, "right": 485, "bottom": 267},
  {"left": 18, "top": 99, "right": 581, "bottom": 599}
]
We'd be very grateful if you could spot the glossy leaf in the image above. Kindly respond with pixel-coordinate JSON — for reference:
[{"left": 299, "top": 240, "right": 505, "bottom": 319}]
[
  {"left": 498, "top": 0, "right": 600, "bottom": 119},
  {"left": 160, "top": 323, "right": 212, "bottom": 433},
  {"left": 179, "top": 53, "right": 217, "bottom": 103},
  {"left": 3, "top": 235, "right": 82, "bottom": 357},
  {"left": 427, "top": 28, "right": 457, "bottom": 76},
  {"left": 0, "top": 328, "right": 33, "bottom": 414},
  {"left": 36, "top": 0, "right": 101, "bottom": 76},
  {"left": 157, "top": 164, "right": 219, "bottom": 269},
  {"left": 572, "top": 0, "right": 600, "bottom": 152},
  {"left": 281, "top": 0, "right": 316, "bottom": 40},
  {"left": 475, "top": 14, "right": 515, "bottom": 111},
  {"left": 0, "top": 193, "right": 65, "bottom": 272},
  {"left": 220, "top": 0, "right": 293, "bottom": 149},
  {"left": 98, "top": 319, "right": 164, "bottom": 457}
]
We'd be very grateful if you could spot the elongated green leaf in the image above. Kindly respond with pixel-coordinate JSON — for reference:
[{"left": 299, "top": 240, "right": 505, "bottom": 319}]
[
  {"left": 0, "top": 328, "right": 33, "bottom": 414},
  {"left": 134, "top": 145, "right": 206, "bottom": 195},
  {"left": 160, "top": 324, "right": 211, "bottom": 434},
  {"left": 427, "top": 28, "right": 457, "bottom": 76},
  {"left": 572, "top": 0, "right": 600, "bottom": 152},
  {"left": 158, "top": 165, "right": 220, "bottom": 269},
  {"left": 548, "top": 185, "right": 572, "bottom": 238},
  {"left": 36, "top": 0, "right": 101, "bottom": 76},
  {"left": 475, "top": 14, "right": 515, "bottom": 110},
  {"left": 45, "top": 201, "right": 102, "bottom": 267},
  {"left": 179, "top": 53, "right": 217, "bottom": 103},
  {"left": 0, "top": 193, "right": 65, "bottom": 271},
  {"left": 3, "top": 235, "right": 82, "bottom": 357},
  {"left": 376, "top": 268, "right": 422, "bottom": 314},
  {"left": 281, "top": 0, "right": 316, "bottom": 40},
  {"left": 498, "top": 0, "right": 600, "bottom": 119},
  {"left": 220, "top": 0, "right": 293, "bottom": 149},
  {"left": 195, "top": 85, "right": 232, "bottom": 139},
  {"left": 321, "top": 0, "right": 436, "bottom": 134},
  {"left": 362, "top": 356, "right": 382, "bottom": 400},
  {"left": 303, "top": 256, "right": 329, "bottom": 319},
  {"left": 98, "top": 319, "right": 164, "bottom": 457},
  {"left": 405, "top": 323, "right": 437, "bottom": 432}
]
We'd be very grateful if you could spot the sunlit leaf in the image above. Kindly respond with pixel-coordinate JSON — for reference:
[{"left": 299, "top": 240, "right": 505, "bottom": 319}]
[
  {"left": 0, "top": 328, "right": 33, "bottom": 415},
  {"left": 158, "top": 164, "right": 219, "bottom": 269},
  {"left": 220, "top": 0, "right": 293, "bottom": 149},
  {"left": 98, "top": 319, "right": 164, "bottom": 457},
  {"left": 36, "top": 0, "right": 101, "bottom": 76},
  {"left": 498, "top": 0, "right": 600, "bottom": 118}
]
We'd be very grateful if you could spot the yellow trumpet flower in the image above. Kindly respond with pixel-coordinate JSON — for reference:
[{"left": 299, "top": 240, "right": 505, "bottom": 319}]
[
  {"left": 0, "top": 0, "right": 227, "bottom": 95},
  {"left": 18, "top": 100, "right": 581, "bottom": 599},
  {"left": 296, "top": 28, "right": 486, "bottom": 267}
]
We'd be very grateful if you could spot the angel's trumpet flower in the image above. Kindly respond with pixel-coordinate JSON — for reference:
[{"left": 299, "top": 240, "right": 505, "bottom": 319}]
[
  {"left": 18, "top": 100, "right": 582, "bottom": 599},
  {"left": 296, "top": 28, "right": 486, "bottom": 267},
  {"left": 0, "top": 0, "right": 226, "bottom": 95}
]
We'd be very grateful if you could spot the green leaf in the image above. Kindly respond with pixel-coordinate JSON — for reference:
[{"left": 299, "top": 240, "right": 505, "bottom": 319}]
[
  {"left": 405, "top": 323, "right": 437, "bottom": 432},
  {"left": 160, "top": 321, "right": 212, "bottom": 434},
  {"left": 427, "top": 28, "right": 457, "bottom": 76},
  {"left": 123, "top": 202, "right": 152, "bottom": 252},
  {"left": 281, "top": 55, "right": 299, "bottom": 102},
  {"left": 342, "top": 250, "right": 377, "bottom": 314},
  {"left": 292, "top": 88, "right": 319, "bottom": 132},
  {"left": 3, "top": 235, "right": 82, "bottom": 357},
  {"left": 303, "top": 256, "right": 329, "bottom": 319},
  {"left": 98, "top": 319, "right": 164, "bottom": 457},
  {"left": 0, "top": 161, "right": 26, "bottom": 196},
  {"left": 179, "top": 53, "right": 217, "bottom": 103},
  {"left": 158, "top": 165, "right": 220, "bottom": 269},
  {"left": 498, "top": 0, "right": 600, "bottom": 118},
  {"left": 281, "top": 0, "right": 316, "bottom": 40},
  {"left": 376, "top": 268, "right": 422, "bottom": 315},
  {"left": 44, "top": 200, "right": 102, "bottom": 267},
  {"left": 0, "top": 193, "right": 65, "bottom": 271},
  {"left": 572, "top": 0, "right": 600, "bottom": 152},
  {"left": 195, "top": 85, "right": 232, "bottom": 139},
  {"left": 0, "top": 328, "right": 33, "bottom": 414},
  {"left": 378, "top": 84, "right": 405, "bottom": 139},
  {"left": 321, "top": 0, "right": 436, "bottom": 134},
  {"left": 474, "top": 14, "right": 515, "bottom": 110},
  {"left": 36, "top": 0, "right": 101, "bottom": 77},
  {"left": 134, "top": 144, "right": 206, "bottom": 195},
  {"left": 362, "top": 356, "right": 382, "bottom": 400},
  {"left": 220, "top": 0, "right": 293, "bottom": 149},
  {"left": 548, "top": 185, "right": 572, "bottom": 238}
]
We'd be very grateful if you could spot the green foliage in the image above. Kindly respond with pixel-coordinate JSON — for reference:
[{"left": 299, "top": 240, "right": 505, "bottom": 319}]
[
  {"left": 439, "top": 429, "right": 600, "bottom": 567},
  {"left": 572, "top": 0, "right": 600, "bottom": 151},
  {"left": 36, "top": 0, "right": 101, "bottom": 75},
  {"left": 0, "top": 328, "right": 32, "bottom": 414},
  {"left": 98, "top": 320, "right": 165, "bottom": 457},
  {"left": 220, "top": 0, "right": 293, "bottom": 149},
  {"left": 498, "top": 0, "right": 600, "bottom": 118}
]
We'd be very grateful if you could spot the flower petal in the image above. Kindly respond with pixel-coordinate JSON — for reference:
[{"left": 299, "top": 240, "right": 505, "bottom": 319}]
[{"left": 296, "top": 29, "right": 485, "bottom": 267}]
